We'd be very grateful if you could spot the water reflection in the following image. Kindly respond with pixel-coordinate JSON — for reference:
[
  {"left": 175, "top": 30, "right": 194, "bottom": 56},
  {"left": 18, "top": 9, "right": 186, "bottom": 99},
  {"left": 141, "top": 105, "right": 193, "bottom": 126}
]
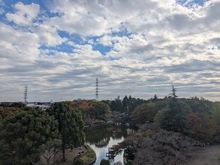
[{"left": 85, "top": 127, "right": 136, "bottom": 165}]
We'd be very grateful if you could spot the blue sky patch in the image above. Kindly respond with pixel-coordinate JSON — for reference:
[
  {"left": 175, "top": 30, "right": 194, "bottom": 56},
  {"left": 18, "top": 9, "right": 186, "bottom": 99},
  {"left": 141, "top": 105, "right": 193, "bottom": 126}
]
[
  {"left": 92, "top": 44, "right": 112, "bottom": 55},
  {"left": 40, "top": 43, "right": 74, "bottom": 54},
  {"left": 176, "top": 0, "right": 207, "bottom": 6}
]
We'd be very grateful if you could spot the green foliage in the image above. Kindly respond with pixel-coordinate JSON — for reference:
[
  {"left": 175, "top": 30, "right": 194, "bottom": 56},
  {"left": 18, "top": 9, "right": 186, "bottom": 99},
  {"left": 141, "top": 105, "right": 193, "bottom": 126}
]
[
  {"left": 111, "top": 99, "right": 124, "bottom": 112},
  {"left": 0, "top": 108, "right": 59, "bottom": 165},
  {"left": 185, "top": 99, "right": 212, "bottom": 114},
  {"left": 47, "top": 102, "right": 85, "bottom": 161},
  {"left": 122, "top": 95, "right": 145, "bottom": 113},
  {"left": 154, "top": 99, "right": 219, "bottom": 142},
  {"left": 74, "top": 158, "right": 84, "bottom": 165},
  {"left": 89, "top": 101, "right": 111, "bottom": 119},
  {"left": 154, "top": 109, "right": 167, "bottom": 125},
  {"left": 100, "top": 159, "right": 110, "bottom": 165},
  {"left": 126, "top": 160, "right": 133, "bottom": 165},
  {"left": 208, "top": 102, "right": 220, "bottom": 136},
  {"left": 157, "top": 99, "right": 192, "bottom": 134},
  {"left": 131, "top": 102, "right": 158, "bottom": 124},
  {"left": 80, "top": 144, "right": 96, "bottom": 164},
  {"left": 143, "top": 129, "right": 152, "bottom": 137},
  {"left": 211, "top": 102, "right": 220, "bottom": 125},
  {"left": 0, "top": 102, "right": 10, "bottom": 107},
  {"left": 40, "top": 139, "right": 62, "bottom": 165},
  {"left": 10, "top": 102, "right": 26, "bottom": 109},
  {"left": 187, "top": 113, "right": 217, "bottom": 141}
]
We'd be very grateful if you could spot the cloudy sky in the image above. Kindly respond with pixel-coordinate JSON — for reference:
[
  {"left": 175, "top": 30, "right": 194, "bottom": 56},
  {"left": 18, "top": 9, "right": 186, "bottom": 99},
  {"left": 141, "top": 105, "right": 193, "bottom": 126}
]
[{"left": 0, "top": 0, "right": 220, "bottom": 102}]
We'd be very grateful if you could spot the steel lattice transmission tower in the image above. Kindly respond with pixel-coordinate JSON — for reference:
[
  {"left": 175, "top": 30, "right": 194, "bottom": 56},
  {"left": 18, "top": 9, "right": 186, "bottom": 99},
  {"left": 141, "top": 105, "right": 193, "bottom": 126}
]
[
  {"left": 96, "top": 78, "right": 98, "bottom": 100},
  {"left": 24, "top": 85, "right": 27, "bottom": 104}
]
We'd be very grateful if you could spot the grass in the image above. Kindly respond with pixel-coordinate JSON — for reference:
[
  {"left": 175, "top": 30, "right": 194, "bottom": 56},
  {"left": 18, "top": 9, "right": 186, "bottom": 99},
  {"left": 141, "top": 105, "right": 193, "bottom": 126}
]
[{"left": 79, "top": 144, "right": 96, "bottom": 165}]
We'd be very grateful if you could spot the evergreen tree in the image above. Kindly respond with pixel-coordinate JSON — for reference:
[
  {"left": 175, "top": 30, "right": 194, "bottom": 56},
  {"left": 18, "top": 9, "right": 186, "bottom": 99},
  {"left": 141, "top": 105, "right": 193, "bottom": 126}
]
[
  {"left": 47, "top": 102, "right": 85, "bottom": 161},
  {"left": 0, "top": 108, "right": 59, "bottom": 165},
  {"left": 158, "top": 99, "right": 191, "bottom": 134}
]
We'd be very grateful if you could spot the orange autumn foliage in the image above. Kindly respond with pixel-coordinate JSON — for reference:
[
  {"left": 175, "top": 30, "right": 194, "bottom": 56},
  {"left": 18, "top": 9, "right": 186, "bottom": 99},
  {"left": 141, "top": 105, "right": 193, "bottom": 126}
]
[
  {"left": 187, "top": 113, "right": 217, "bottom": 141},
  {"left": 0, "top": 106, "right": 20, "bottom": 118}
]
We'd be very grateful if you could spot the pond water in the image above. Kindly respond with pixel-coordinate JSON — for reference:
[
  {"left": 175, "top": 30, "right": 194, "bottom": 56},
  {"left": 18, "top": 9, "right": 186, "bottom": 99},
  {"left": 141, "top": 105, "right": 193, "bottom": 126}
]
[{"left": 85, "top": 126, "right": 136, "bottom": 165}]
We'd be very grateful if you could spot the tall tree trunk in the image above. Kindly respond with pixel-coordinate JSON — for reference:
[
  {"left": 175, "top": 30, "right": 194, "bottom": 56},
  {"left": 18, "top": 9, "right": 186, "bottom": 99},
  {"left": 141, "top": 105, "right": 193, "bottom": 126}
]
[{"left": 62, "top": 142, "right": 66, "bottom": 161}]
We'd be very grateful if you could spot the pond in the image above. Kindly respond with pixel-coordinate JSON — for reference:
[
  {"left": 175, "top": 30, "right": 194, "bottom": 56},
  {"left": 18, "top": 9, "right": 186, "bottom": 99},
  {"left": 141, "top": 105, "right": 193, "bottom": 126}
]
[{"left": 85, "top": 126, "right": 136, "bottom": 165}]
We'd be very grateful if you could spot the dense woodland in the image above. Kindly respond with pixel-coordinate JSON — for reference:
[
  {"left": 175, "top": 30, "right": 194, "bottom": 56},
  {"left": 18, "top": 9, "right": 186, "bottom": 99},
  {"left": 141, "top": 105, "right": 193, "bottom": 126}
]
[{"left": 1, "top": 91, "right": 220, "bottom": 164}]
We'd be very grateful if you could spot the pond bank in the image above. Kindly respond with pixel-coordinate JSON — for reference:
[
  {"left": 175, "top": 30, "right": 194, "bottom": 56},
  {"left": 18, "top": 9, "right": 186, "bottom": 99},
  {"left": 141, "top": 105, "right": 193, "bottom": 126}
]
[
  {"left": 73, "top": 144, "right": 96, "bottom": 165},
  {"left": 85, "top": 126, "right": 137, "bottom": 165}
]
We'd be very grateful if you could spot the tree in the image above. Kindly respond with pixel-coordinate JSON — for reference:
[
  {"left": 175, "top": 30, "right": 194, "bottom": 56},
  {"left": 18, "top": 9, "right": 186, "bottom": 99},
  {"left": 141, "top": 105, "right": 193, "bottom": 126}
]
[
  {"left": 187, "top": 113, "right": 216, "bottom": 141},
  {"left": 0, "top": 106, "right": 20, "bottom": 119},
  {"left": 122, "top": 95, "right": 145, "bottom": 113},
  {"left": 170, "top": 85, "right": 178, "bottom": 98},
  {"left": 40, "top": 139, "right": 62, "bottom": 165},
  {"left": 0, "top": 108, "right": 59, "bottom": 165},
  {"left": 157, "top": 99, "right": 191, "bottom": 134},
  {"left": 211, "top": 102, "right": 220, "bottom": 128},
  {"left": 47, "top": 102, "right": 85, "bottom": 161},
  {"left": 185, "top": 99, "right": 212, "bottom": 114},
  {"left": 131, "top": 102, "right": 158, "bottom": 124},
  {"left": 153, "top": 94, "right": 158, "bottom": 100},
  {"left": 110, "top": 99, "right": 124, "bottom": 112},
  {"left": 10, "top": 102, "right": 26, "bottom": 109},
  {"left": 89, "top": 101, "right": 111, "bottom": 119}
]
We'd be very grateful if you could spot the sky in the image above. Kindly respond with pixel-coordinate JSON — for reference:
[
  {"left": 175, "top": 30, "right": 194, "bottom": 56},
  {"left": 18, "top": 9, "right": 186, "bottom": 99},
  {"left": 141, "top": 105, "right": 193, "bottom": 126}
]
[{"left": 0, "top": 0, "right": 220, "bottom": 102}]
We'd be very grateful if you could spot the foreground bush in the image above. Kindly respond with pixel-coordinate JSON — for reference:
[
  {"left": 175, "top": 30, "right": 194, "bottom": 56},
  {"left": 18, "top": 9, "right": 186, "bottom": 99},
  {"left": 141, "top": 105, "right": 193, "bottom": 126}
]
[
  {"left": 74, "top": 158, "right": 84, "bottom": 165},
  {"left": 100, "top": 159, "right": 110, "bottom": 165}
]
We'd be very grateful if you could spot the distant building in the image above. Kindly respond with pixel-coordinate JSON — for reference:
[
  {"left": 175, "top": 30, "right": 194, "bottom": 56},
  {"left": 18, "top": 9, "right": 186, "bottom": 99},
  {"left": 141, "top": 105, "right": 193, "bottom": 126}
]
[{"left": 26, "top": 102, "right": 52, "bottom": 110}]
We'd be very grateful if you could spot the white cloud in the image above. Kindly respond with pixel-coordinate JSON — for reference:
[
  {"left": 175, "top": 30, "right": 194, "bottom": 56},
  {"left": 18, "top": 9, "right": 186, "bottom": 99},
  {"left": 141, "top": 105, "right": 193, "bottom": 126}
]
[
  {"left": 6, "top": 2, "right": 40, "bottom": 25},
  {"left": 34, "top": 24, "right": 67, "bottom": 46},
  {"left": 1, "top": 0, "right": 220, "bottom": 101},
  {"left": 0, "top": 22, "right": 39, "bottom": 61}
]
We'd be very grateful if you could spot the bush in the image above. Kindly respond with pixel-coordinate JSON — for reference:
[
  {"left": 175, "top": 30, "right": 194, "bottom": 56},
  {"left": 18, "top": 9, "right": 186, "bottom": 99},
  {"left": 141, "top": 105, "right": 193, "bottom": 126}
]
[
  {"left": 126, "top": 160, "right": 133, "bottom": 165},
  {"left": 100, "top": 159, "right": 110, "bottom": 165},
  {"left": 156, "top": 99, "right": 191, "bottom": 134},
  {"left": 74, "top": 158, "right": 84, "bottom": 165},
  {"left": 80, "top": 144, "right": 96, "bottom": 164}
]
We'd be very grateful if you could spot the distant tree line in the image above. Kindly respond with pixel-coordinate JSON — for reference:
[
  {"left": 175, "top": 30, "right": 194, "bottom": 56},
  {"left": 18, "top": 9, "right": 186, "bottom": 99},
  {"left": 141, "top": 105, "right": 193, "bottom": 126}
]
[{"left": 1, "top": 91, "right": 220, "bottom": 164}]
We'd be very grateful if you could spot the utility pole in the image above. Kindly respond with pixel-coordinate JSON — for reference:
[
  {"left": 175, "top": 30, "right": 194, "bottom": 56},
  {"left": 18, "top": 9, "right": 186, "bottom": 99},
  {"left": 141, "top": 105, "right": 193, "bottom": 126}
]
[
  {"left": 96, "top": 78, "right": 98, "bottom": 100},
  {"left": 24, "top": 85, "right": 27, "bottom": 104}
]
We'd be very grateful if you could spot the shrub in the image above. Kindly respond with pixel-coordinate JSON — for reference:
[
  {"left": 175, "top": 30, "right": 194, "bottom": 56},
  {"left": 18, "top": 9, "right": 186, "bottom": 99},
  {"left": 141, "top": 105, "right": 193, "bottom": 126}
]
[
  {"left": 100, "top": 159, "right": 110, "bottom": 165},
  {"left": 126, "top": 160, "right": 133, "bottom": 165},
  {"left": 74, "top": 158, "right": 84, "bottom": 165}
]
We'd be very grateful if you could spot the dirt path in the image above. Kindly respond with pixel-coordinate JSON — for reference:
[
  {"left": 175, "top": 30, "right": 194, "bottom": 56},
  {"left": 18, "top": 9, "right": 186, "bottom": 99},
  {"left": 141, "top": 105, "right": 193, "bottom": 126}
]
[
  {"left": 187, "top": 145, "right": 220, "bottom": 165},
  {"left": 38, "top": 146, "right": 87, "bottom": 165},
  {"left": 60, "top": 146, "right": 87, "bottom": 165}
]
